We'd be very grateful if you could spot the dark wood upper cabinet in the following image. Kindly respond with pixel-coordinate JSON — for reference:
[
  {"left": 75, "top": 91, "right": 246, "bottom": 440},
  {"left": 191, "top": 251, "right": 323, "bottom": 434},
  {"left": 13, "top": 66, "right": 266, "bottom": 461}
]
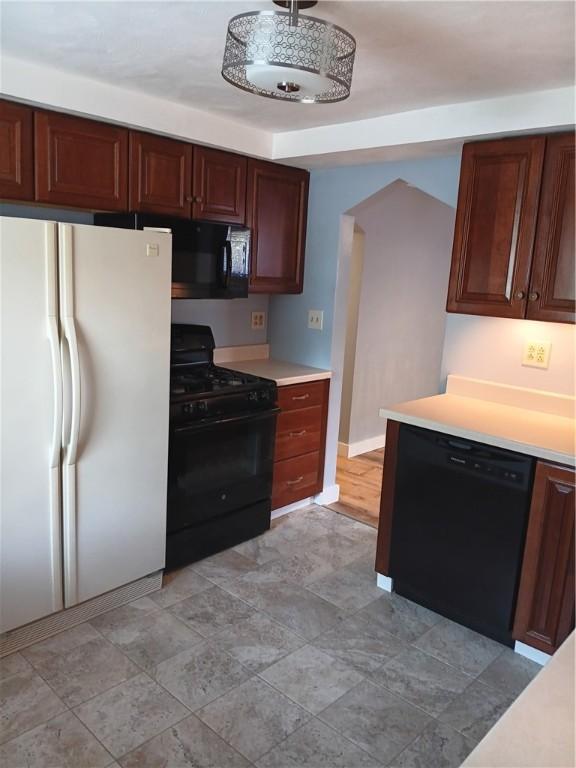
[
  {"left": 35, "top": 111, "right": 128, "bottom": 210},
  {"left": 0, "top": 100, "right": 34, "bottom": 201},
  {"left": 129, "top": 132, "right": 193, "bottom": 217},
  {"left": 447, "top": 136, "right": 546, "bottom": 319},
  {"left": 527, "top": 133, "right": 575, "bottom": 324},
  {"left": 192, "top": 146, "right": 246, "bottom": 224},
  {"left": 247, "top": 159, "right": 309, "bottom": 294},
  {"left": 513, "top": 462, "right": 575, "bottom": 655}
]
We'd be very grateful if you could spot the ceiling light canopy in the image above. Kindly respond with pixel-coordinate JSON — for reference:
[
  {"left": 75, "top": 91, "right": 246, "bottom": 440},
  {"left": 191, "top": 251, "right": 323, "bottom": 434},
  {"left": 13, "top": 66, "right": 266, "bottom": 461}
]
[{"left": 221, "top": 0, "right": 356, "bottom": 104}]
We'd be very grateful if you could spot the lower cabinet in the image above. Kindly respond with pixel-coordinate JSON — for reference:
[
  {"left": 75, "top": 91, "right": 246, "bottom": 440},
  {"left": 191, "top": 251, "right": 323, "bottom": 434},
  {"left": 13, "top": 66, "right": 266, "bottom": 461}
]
[
  {"left": 272, "top": 379, "right": 329, "bottom": 510},
  {"left": 513, "top": 461, "right": 575, "bottom": 654}
]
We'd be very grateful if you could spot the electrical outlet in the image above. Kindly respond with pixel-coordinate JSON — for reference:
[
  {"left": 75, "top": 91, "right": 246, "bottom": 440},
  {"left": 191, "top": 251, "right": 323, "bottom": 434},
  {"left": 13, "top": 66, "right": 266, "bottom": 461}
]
[
  {"left": 522, "top": 340, "right": 551, "bottom": 369},
  {"left": 308, "top": 309, "right": 323, "bottom": 330},
  {"left": 251, "top": 311, "right": 266, "bottom": 331}
]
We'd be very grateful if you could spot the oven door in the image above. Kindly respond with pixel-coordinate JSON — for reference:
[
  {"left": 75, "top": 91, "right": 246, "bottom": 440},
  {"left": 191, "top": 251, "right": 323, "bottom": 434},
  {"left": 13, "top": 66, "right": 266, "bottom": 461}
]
[{"left": 167, "top": 409, "right": 278, "bottom": 533}]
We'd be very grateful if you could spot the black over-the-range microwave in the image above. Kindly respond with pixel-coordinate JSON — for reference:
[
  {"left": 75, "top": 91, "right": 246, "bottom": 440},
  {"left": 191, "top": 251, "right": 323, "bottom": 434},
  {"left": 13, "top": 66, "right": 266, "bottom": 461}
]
[{"left": 94, "top": 212, "right": 250, "bottom": 299}]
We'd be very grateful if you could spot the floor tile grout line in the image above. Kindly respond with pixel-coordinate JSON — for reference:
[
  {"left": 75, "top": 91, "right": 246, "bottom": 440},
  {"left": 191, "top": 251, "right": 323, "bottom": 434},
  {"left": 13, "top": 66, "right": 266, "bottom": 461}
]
[
  {"left": 251, "top": 712, "right": 387, "bottom": 768},
  {"left": 110, "top": 707, "right": 250, "bottom": 765}
]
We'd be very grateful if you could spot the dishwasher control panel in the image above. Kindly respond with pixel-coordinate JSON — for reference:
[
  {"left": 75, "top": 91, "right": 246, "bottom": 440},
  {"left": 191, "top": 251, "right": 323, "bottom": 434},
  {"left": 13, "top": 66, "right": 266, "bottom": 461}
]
[{"left": 447, "top": 453, "right": 524, "bottom": 484}]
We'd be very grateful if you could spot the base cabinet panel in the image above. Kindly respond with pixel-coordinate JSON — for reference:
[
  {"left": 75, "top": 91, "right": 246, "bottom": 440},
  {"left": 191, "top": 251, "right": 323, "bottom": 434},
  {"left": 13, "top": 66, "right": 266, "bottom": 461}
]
[
  {"left": 272, "top": 379, "right": 329, "bottom": 510},
  {"left": 513, "top": 461, "right": 575, "bottom": 655}
]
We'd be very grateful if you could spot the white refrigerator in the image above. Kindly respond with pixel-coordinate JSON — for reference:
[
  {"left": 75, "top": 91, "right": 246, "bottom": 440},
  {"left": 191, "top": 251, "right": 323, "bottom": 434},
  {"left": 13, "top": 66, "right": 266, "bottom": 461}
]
[{"left": 1, "top": 217, "right": 172, "bottom": 634}]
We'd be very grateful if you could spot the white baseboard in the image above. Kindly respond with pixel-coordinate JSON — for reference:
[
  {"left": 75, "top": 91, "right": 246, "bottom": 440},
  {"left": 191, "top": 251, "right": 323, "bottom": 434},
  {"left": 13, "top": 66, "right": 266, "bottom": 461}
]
[
  {"left": 340, "top": 435, "right": 386, "bottom": 458},
  {"left": 376, "top": 573, "right": 393, "bottom": 592},
  {"left": 514, "top": 641, "right": 551, "bottom": 666},
  {"left": 271, "top": 497, "right": 314, "bottom": 520},
  {"left": 314, "top": 484, "right": 340, "bottom": 506}
]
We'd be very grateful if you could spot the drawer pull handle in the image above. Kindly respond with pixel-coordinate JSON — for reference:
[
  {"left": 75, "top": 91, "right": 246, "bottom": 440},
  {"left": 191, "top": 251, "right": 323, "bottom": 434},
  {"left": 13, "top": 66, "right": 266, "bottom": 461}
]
[
  {"left": 292, "top": 394, "right": 310, "bottom": 401},
  {"left": 286, "top": 476, "right": 304, "bottom": 486},
  {"left": 289, "top": 430, "right": 307, "bottom": 438}
]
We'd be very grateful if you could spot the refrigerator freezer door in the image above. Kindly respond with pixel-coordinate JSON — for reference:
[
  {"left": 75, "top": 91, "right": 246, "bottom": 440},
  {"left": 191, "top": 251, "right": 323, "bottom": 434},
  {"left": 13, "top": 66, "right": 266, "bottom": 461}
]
[
  {"left": 0, "top": 217, "right": 64, "bottom": 633},
  {"left": 60, "top": 223, "right": 171, "bottom": 606}
]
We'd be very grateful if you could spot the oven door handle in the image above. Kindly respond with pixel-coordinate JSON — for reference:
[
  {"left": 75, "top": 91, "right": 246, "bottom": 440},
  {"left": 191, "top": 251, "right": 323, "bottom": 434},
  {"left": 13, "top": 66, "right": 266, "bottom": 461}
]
[{"left": 173, "top": 407, "right": 280, "bottom": 434}]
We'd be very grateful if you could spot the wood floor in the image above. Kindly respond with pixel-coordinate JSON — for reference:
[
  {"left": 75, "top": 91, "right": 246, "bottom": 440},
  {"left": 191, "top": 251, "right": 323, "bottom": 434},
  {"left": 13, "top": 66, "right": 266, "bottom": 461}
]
[{"left": 328, "top": 449, "right": 384, "bottom": 528}]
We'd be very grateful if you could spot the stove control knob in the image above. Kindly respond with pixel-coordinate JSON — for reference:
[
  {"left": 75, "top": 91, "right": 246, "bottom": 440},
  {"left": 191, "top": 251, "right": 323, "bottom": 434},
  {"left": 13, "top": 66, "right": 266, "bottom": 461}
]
[
  {"left": 198, "top": 400, "right": 208, "bottom": 412},
  {"left": 248, "top": 392, "right": 258, "bottom": 401}
]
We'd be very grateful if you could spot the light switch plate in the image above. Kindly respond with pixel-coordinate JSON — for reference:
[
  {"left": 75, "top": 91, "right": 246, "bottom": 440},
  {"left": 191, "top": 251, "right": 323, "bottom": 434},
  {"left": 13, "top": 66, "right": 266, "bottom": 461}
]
[
  {"left": 522, "top": 340, "right": 551, "bottom": 369},
  {"left": 251, "top": 311, "right": 266, "bottom": 331},
  {"left": 308, "top": 310, "right": 323, "bottom": 330}
]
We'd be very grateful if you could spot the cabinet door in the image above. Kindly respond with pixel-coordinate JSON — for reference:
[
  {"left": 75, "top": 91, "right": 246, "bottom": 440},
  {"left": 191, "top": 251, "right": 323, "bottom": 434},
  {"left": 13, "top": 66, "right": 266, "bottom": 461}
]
[
  {"left": 447, "top": 137, "right": 545, "bottom": 318},
  {"left": 527, "top": 133, "right": 575, "bottom": 324},
  {"left": 513, "top": 462, "right": 575, "bottom": 655},
  {"left": 0, "top": 100, "right": 34, "bottom": 201},
  {"left": 35, "top": 111, "right": 128, "bottom": 210},
  {"left": 247, "top": 160, "right": 309, "bottom": 294},
  {"left": 130, "top": 131, "right": 193, "bottom": 217},
  {"left": 193, "top": 146, "right": 246, "bottom": 223}
]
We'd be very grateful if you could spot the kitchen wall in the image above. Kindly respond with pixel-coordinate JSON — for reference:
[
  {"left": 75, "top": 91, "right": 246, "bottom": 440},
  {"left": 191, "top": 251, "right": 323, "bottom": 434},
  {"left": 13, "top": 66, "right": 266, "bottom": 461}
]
[
  {"left": 171, "top": 296, "right": 269, "bottom": 347},
  {"left": 341, "top": 180, "right": 455, "bottom": 454},
  {"left": 442, "top": 315, "right": 576, "bottom": 396}
]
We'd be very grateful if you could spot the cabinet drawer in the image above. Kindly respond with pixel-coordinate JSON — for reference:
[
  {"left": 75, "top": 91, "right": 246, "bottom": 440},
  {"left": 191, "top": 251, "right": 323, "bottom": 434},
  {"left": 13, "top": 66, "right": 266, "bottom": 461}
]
[
  {"left": 275, "top": 406, "right": 322, "bottom": 461},
  {"left": 277, "top": 381, "right": 326, "bottom": 411},
  {"left": 272, "top": 452, "right": 322, "bottom": 510}
]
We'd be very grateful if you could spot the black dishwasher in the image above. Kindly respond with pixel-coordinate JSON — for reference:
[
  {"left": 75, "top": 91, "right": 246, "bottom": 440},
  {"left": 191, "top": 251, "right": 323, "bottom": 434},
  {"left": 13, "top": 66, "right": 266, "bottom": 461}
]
[{"left": 390, "top": 425, "right": 535, "bottom": 646}]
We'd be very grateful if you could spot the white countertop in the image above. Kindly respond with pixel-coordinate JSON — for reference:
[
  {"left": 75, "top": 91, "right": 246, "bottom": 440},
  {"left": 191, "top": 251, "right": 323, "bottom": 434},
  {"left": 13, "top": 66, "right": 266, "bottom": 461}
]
[
  {"left": 223, "top": 358, "right": 332, "bottom": 387},
  {"left": 380, "top": 376, "right": 575, "bottom": 467},
  {"left": 463, "top": 633, "right": 575, "bottom": 768}
]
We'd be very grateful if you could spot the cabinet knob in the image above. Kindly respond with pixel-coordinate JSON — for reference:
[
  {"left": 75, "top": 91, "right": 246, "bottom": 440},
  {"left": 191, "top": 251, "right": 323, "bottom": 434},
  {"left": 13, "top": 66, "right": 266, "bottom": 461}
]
[
  {"left": 185, "top": 195, "right": 203, "bottom": 203},
  {"left": 529, "top": 291, "right": 540, "bottom": 301},
  {"left": 514, "top": 290, "right": 526, "bottom": 300},
  {"left": 194, "top": 195, "right": 203, "bottom": 203}
]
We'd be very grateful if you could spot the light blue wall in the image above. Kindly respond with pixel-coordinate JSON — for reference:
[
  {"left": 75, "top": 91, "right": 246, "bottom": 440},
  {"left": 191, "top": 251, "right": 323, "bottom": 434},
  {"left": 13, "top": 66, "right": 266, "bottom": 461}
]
[{"left": 268, "top": 155, "right": 462, "bottom": 367}]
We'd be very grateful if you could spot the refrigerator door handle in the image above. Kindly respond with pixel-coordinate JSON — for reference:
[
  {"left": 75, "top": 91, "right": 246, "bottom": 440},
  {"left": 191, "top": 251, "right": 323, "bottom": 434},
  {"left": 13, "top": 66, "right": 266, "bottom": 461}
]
[
  {"left": 59, "top": 223, "right": 80, "bottom": 606},
  {"left": 47, "top": 316, "right": 63, "bottom": 468},
  {"left": 59, "top": 224, "right": 81, "bottom": 466},
  {"left": 62, "top": 317, "right": 81, "bottom": 466}
]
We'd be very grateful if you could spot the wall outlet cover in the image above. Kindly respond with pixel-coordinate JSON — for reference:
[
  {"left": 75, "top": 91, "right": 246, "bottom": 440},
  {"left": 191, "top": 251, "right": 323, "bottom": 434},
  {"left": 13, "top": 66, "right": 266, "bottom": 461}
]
[
  {"left": 522, "top": 340, "right": 551, "bottom": 369},
  {"left": 308, "top": 309, "right": 324, "bottom": 331},
  {"left": 251, "top": 311, "right": 266, "bottom": 331}
]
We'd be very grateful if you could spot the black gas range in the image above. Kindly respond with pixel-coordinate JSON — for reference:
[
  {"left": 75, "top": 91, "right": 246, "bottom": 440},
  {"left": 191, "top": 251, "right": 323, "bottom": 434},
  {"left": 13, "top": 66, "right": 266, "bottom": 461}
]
[{"left": 166, "top": 324, "right": 278, "bottom": 571}]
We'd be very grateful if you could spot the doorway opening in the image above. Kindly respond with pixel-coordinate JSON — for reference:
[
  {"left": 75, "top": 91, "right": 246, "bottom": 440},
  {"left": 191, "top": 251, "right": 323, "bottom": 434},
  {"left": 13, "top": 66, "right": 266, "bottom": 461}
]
[{"left": 328, "top": 179, "right": 455, "bottom": 527}]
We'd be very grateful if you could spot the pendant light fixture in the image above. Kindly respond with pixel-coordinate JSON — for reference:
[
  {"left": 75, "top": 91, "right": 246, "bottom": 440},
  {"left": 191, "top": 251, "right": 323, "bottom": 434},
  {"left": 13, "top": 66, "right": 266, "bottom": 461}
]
[{"left": 221, "top": 0, "right": 356, "bottom": 104}]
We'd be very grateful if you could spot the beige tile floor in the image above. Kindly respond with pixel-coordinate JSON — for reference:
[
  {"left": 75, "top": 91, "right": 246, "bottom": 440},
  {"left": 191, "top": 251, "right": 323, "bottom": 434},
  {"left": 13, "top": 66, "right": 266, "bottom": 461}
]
[{"left": 0, "top": 505, "right": 541, "bottom": 767}]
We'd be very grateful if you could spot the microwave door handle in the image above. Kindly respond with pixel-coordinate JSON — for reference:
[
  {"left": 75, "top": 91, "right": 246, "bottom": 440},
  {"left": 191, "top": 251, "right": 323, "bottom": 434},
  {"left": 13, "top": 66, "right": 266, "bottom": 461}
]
[{"left": 224, "top": 241, "right": 232, "bottom": 288}]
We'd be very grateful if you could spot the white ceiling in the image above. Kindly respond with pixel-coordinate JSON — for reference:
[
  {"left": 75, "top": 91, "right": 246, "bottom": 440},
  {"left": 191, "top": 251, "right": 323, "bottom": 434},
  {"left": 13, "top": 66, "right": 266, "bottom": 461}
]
[{"left": 1, "top": 0, "right": 574, "bottom": 133}]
